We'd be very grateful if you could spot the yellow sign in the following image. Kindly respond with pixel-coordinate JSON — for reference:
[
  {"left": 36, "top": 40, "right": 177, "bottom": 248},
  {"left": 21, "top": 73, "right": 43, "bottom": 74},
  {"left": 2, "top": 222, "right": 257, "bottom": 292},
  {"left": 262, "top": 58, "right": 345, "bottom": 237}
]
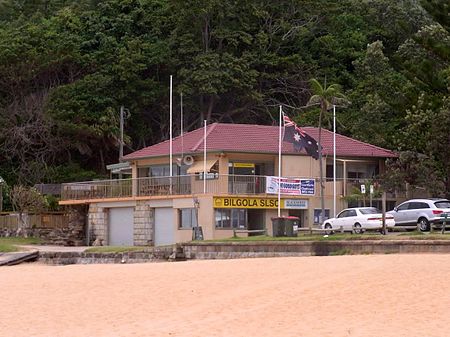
[
  {"left": 214, "top": 196, "right": 279, "bottom": 209},
  {"left": 213, "top": 197, "right": 309, "bottom": 209},
  {"left": 233, "top": 163, "right": 255, "bottom": 168}
]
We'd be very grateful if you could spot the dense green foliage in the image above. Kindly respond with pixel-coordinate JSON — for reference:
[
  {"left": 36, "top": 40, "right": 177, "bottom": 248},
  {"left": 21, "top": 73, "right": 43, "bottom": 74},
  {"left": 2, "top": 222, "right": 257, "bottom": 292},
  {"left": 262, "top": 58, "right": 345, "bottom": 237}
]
[{"left": 0, "top": 0, "right": 448, "bottom": 196}]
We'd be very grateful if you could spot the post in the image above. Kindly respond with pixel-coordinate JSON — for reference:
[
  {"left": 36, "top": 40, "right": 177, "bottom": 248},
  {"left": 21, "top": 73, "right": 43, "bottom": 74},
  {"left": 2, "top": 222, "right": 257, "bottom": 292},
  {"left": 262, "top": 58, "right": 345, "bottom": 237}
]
[
  {"left": 278, "top": 105, "right": 282, "bottom": 217},
  {"left": 382, "top": 191, "right": 387, "bottom": 235},
  {"left": 119, "top": 105, "right": 124, "bottom": 161},
  {"left": 180, "top": 92, "right": 184, "bottom": 156},
  {"left": 203, "top": 119, "right": 207, "bottom": 194},
  {"left": 442, "top": 214, "right": 447, "bottom": 234},
  {"left": 333, "top": 104, "right": 336, "bottom": 217}
]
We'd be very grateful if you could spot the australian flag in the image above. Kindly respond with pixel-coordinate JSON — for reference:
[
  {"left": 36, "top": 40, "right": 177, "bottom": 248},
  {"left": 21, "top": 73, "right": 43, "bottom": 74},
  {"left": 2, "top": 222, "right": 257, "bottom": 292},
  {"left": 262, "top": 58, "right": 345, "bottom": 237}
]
[{"left": 283, "top": 114, "right": 320, "bottom": 160}]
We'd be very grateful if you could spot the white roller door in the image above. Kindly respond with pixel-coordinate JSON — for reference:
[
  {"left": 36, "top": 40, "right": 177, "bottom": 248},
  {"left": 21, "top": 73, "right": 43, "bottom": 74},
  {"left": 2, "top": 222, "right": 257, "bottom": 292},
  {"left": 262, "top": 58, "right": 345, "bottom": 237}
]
[
  {"left": 109, "top": 207, "right": 134, "bottom": 246},
  {"left": 154, "top": 208, "right": 175, "bottom": 246}
]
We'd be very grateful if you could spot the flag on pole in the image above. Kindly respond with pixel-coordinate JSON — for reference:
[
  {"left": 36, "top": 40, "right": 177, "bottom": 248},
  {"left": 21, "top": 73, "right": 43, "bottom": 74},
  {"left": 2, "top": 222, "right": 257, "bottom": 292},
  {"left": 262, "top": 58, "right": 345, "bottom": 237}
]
[{"left": 283, "top": 114, "right": 320, "bottom": 160}]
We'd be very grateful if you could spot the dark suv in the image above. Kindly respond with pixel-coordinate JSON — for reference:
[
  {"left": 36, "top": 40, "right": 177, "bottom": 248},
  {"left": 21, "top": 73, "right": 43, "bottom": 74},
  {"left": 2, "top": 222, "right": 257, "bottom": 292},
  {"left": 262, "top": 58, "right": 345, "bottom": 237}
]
[{"left": 387, "top": 199, "right": 450, "bottom": 231}]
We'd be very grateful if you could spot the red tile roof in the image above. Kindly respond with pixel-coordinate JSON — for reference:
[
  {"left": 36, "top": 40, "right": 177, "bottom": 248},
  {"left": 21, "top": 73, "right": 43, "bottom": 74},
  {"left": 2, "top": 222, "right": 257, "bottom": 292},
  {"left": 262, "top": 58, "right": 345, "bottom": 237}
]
[{"left": 123, "top": 123, "right": 397, "bottom": 160}]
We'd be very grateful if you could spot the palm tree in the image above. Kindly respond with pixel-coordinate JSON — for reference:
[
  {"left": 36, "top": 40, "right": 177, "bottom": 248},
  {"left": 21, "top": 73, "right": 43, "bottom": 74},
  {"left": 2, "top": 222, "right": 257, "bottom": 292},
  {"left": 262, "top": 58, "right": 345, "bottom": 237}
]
[{"left": 307, "top": 78, "right": 348, "bottom": 224}]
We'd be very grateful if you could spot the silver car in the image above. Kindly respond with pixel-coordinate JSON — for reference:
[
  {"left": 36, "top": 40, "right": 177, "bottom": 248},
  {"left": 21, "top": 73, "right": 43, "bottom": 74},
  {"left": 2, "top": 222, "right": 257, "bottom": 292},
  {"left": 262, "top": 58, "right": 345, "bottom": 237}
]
[{"left": 387, "top": 199, "right": 450, "bottom": 231}]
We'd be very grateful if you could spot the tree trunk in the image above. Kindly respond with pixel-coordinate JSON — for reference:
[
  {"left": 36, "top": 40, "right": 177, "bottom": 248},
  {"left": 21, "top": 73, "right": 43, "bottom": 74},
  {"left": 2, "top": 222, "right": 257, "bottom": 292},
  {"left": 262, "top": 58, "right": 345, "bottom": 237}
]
[
  {"left": 206, "top": 96, "right": 215, "bottom": 123},
  {"left": 318, "top": 109, "right": 325, "bottom": 225}
]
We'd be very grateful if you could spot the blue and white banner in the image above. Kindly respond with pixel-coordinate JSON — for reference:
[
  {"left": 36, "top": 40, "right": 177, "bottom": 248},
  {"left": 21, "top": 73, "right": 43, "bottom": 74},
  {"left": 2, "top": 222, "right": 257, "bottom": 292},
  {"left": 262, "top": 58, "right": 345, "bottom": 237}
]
[{"left": 266, "top": 176, "right": 315, "bottom": 196}]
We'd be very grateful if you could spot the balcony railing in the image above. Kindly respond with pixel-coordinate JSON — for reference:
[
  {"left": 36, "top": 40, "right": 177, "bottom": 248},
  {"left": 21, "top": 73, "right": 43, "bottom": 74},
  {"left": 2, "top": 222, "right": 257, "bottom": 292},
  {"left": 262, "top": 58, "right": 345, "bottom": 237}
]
[{"left": 61, "top": 175, "right": 423, "bottom": 201}]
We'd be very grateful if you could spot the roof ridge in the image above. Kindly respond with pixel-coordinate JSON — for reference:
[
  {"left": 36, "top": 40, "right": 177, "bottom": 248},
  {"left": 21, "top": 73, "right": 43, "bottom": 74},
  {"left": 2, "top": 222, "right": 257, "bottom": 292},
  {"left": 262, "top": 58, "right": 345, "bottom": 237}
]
[{"left": 191, "top": 122, "right": 219, "bottom": 152}]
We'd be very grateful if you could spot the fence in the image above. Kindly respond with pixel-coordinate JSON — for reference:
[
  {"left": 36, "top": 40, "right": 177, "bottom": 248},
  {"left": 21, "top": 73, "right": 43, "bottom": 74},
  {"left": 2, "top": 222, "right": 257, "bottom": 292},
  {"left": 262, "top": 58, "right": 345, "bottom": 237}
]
[{"left": 0, "top": 212, "right": 69, "bottom": 231}]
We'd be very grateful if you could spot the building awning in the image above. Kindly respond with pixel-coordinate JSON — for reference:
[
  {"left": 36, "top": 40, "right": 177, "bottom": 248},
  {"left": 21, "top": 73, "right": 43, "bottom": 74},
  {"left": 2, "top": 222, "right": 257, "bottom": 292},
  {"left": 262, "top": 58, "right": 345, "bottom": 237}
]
[
  {"left": 187, "top": 159, "right": 218, "bottom": 174},
  {"left": 106, "top": 162, "right": 132, "bottom": 174}
]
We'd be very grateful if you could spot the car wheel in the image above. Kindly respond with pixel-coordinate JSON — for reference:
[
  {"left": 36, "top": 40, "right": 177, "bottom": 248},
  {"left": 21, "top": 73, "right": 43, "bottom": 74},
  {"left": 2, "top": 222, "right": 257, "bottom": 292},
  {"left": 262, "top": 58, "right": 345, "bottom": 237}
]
[
  {"left": 324, "top": 223, "right": 333, "bottom": 235},
  {"left": 354, "top": 223, "right": 363, "bottom": 234},
  {"left": 418, "top": 218, "right": 430, "bottom": 232}
]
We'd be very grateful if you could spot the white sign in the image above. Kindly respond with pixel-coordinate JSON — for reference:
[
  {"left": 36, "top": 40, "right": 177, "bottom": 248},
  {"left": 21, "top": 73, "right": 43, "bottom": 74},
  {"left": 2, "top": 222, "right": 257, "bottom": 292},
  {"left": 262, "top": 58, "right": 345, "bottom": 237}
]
[
  {"left": 370, "top": 185, "right": 374, "bottom": 194},
  {"left": 360, "top": 184, "right": 366, "bottom": 194},
  {"left": 284, "top": 199, "right": 308, "bottom": 209},
  {"left": 266, "top": 176, "right": 315, "bottom": 196}
]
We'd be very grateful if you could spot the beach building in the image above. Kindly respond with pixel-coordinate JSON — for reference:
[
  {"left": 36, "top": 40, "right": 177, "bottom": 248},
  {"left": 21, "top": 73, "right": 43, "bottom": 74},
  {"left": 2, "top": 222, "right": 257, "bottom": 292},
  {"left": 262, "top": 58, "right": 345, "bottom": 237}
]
[{"left": 60, "top": 123, "right": 397, "bottom": 246}]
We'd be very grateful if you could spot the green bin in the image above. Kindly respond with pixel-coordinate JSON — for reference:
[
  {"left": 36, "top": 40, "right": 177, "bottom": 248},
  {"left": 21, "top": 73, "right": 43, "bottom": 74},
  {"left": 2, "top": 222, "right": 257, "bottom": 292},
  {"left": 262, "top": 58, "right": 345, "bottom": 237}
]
[
  {"left": 271, "top": 217, "right": 286, "bottom": 237},
  {"left": 285, "top": 216, "right": 300, "bottom": 237}
]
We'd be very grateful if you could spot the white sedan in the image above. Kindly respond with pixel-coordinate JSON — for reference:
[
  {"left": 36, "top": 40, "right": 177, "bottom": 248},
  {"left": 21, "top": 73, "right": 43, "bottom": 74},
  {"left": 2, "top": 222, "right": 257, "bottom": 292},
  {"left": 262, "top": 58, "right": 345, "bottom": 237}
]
[{"left": 321, "top": 207, "right": 395, "bottom": 233}]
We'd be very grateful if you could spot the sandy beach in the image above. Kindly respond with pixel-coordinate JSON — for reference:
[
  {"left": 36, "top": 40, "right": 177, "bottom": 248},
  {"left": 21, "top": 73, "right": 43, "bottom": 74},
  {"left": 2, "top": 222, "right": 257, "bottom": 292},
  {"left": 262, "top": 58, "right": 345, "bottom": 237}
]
[{"left": 1, "top": 254, "right": 449, "bottom": 337}]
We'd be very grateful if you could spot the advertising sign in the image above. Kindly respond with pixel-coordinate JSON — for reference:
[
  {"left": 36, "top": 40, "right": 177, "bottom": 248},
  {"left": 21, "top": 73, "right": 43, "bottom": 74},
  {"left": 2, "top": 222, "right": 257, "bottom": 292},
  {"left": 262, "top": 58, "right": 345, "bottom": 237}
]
[
  {"left": 265, "top": 176, "right": 315, "bottom": 196},
  {"left": 284, "top": 199, "right": 308, "bottom": 209}
]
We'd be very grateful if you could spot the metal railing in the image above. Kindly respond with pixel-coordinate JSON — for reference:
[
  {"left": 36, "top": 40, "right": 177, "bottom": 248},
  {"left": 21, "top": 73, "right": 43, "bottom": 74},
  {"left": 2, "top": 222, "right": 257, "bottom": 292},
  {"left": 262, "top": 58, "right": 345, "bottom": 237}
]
[{"left": 60, "top": 175, "right": 426, "bottom": 202}]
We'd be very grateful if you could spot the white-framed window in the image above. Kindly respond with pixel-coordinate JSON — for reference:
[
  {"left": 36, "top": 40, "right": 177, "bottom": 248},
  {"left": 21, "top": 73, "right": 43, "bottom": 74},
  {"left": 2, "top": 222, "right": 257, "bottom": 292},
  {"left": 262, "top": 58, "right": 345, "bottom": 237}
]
[
  {"left": 179, "top": 208, "right": 197, "bottom": 229},
  {"left": 215, "top": 209, "right": 247, "bottom": 229}
]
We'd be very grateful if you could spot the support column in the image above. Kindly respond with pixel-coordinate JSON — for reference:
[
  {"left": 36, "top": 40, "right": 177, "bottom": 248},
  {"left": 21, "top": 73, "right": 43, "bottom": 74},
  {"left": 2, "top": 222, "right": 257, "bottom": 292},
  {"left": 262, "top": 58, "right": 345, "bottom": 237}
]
[
  {"left": 133, "top": 201, "right": 154, "bottom": 246},
  {"left": 88, "top": 204, "right": 108, "bottom": 245}
]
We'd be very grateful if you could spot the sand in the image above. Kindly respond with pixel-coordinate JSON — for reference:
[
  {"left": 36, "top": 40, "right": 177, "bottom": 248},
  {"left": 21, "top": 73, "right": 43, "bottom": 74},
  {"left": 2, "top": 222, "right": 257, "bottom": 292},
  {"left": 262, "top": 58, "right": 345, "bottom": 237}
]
[{"left": 1, "top": 254, "right": 449, "bottom": 337}]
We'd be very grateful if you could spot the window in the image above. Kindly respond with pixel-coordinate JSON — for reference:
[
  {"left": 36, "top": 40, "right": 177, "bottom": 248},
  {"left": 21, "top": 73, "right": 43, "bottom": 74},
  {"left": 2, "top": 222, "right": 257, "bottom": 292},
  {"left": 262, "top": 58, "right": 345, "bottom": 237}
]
[
  {"left": 179, "top": 209, "right": 197, "bottom": 229},
  {"left": 215, "top": 209, "right": 231, "bottom": 228},
  {"left": 347, "top": 210, "right": 357, "bottom": 217},
  {"left": 232, "top": 209, "right": 247, "bottom": 229},
  {"left": 338, "top": 211, "right": 348, "bottom": 218},
  {"left": 150, "top": 164, "right": 186, "bottom": 177},
  {"left": 215, "top": 209, "right": 247, "bottom": 229},
  {"left": 359, "top": 208, "right": 381, "bottom": 215},
  {"left": 409, "top": 202, "right": 430, "bottom": 209},
  {"left": 435, "top": 201, "right": 450, "bottom": 209},
  {"left": 314, "top": 209, "right": 330, "bottom": 223},
  {"left": 397, "top": 203, "right": 409, "bottom": 211}
]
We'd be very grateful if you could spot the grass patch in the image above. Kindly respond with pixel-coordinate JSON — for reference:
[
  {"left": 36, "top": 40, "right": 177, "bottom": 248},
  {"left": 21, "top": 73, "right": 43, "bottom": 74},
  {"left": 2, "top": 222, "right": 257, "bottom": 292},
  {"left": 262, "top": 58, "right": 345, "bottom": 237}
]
[
  {"left": 0, "top": 237, "right": 42, "bottom": 252},
  {"left": 85, "top": 246, "right": 149, "bottom": 253},
  {"left": 201, "top": 233, "right": 450, "bottom": 243}
]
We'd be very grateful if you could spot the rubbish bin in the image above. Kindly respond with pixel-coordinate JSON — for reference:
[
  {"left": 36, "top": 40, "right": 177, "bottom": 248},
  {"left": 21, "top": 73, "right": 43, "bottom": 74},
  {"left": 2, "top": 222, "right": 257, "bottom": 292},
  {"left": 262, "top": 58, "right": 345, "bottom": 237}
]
[
  {"left": 285, "top": 216, "right": 300, "bottom": 237},
  {"left": 271, "top": 217, "right": 286, "bottom": 237}
]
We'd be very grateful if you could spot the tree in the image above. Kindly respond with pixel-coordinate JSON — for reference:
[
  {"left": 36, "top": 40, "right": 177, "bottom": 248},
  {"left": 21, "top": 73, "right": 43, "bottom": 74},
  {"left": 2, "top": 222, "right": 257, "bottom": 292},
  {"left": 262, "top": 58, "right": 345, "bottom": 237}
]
[
  {"left": 10, "top": 185, "right": 48, "bottom": 234},
  {"left": 307, "top": 78, "right": 347, "bottom": 224}
]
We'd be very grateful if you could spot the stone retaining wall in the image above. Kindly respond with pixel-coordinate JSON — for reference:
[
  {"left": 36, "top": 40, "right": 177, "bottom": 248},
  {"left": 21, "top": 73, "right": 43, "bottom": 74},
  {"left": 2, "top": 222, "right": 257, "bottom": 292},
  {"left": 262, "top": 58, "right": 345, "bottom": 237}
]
[
  {"left": 183, "top": 240, "right": 450, "bottom": 259},
  {"left": 39, "top": 247, "right": 174, "bottom": 265}
]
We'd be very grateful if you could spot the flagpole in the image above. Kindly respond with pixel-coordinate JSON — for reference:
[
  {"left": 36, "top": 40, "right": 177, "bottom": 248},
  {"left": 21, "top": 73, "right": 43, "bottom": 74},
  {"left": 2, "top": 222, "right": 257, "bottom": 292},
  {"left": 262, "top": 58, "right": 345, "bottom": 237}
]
[
  {"left": 180, "top": 92, "right": 184, "bottom": 158},
  {"left": 278, "top": 105, "right": 282, "bottom": 217},
  {"left": 169, "top": 75, "right": 173, "bottom": 178},
  {"left": 333, "top": 104, "right": 336, "bottom": 217},
  {"left": 203, "top": 119, "right": 207, "bottom": 194}
]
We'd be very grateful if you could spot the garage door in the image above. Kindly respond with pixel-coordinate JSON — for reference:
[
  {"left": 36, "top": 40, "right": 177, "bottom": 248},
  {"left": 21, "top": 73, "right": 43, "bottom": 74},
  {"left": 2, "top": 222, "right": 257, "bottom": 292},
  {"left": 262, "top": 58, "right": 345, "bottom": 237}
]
[
  {"left": 109, "top": 207, "right": 134, "bottom": 246},
  {"left": 154, "top": 208, "right": 175, "bottom": 246}
]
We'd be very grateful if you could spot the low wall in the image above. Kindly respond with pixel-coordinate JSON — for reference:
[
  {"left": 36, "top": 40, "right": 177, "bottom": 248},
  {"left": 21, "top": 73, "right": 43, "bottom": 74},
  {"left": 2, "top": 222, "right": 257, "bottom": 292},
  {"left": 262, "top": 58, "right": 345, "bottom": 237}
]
[
  {"left": 39, "top": 247, "right": 174, "bottom": 265},
  {"left": 183, "top": 240, "right": 450, "bottom": 259}
]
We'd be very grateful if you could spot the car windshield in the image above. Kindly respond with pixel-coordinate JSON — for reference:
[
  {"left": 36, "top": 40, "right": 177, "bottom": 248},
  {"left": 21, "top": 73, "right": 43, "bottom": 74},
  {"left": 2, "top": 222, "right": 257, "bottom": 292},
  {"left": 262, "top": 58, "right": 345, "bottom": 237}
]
[
  {"left": 359, "top": 208, "right": 381, "bottom": 214},
  {"left": 435, "top": 201, "right": 450, "bottom": 209}
]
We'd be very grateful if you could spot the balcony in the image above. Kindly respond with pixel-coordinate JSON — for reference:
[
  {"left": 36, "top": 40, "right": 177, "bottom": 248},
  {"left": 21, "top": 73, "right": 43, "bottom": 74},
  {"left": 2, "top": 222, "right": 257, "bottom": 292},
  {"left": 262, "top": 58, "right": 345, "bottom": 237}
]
[
  {"left": 61, "top": 175, "right": 269, "bottom": 201},
  {"left": 60, "top": 175, "right": 414, "bottom": 202}
]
